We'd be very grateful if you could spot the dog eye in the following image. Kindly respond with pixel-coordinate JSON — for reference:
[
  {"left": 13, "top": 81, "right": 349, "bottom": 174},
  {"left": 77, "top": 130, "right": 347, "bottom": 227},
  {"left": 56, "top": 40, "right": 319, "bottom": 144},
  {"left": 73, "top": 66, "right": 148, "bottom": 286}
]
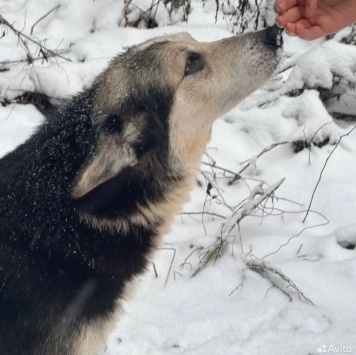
[{"left": 185, "top": 53, "right": 203, "bottom": 76}]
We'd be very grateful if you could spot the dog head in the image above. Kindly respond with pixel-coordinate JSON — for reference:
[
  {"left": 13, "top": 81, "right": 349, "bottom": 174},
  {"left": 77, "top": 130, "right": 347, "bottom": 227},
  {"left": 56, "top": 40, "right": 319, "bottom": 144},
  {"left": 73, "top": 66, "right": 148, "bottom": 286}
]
[{"left": 72, "top": 28, "right": 281, "bottom": 202}]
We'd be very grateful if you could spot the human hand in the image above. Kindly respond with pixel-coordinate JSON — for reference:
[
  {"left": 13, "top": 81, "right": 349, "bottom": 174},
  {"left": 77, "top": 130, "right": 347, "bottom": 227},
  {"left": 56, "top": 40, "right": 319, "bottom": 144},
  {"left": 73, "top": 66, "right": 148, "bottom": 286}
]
[{"left": 275, "top": 0, "right": 356, "bottom": 40}]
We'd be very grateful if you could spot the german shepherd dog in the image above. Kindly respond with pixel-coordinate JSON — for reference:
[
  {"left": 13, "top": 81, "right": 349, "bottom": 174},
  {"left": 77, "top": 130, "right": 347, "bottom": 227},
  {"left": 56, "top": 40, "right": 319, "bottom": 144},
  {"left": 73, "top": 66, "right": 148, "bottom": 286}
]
[{"left": 0, "top": 26, "right": 282, "bottom": 354}]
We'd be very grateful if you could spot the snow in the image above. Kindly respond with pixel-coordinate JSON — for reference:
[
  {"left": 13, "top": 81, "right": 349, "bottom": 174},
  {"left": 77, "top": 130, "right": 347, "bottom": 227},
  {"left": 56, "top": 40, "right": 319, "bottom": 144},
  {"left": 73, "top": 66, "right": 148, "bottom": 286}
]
[
  {"left": 1, "top": 1, "right": 356, "bottom": 354},
  {"left": 0, "top": 104, "right": 44, "bottom": 158}
]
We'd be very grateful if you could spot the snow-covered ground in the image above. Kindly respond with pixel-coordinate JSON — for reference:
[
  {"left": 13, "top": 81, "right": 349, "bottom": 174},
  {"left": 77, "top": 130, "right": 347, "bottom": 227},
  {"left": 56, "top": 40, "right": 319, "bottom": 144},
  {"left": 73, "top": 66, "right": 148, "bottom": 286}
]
[{"left": 1, "top": 1, "right": 356, "bottom": 354}]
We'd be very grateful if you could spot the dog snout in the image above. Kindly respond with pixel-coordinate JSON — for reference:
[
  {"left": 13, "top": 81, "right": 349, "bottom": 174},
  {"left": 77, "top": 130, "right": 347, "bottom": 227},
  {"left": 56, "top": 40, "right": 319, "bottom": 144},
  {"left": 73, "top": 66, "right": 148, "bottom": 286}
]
[{"left": 261, "top": 25, "right": 283, "bottom": 48}]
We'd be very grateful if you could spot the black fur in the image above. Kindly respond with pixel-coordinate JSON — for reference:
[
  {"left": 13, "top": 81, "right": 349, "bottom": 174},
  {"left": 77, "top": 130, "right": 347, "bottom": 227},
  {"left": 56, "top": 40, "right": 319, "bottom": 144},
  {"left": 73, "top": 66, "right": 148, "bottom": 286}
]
[{"left": 0, "top": 45, "right": 179, "bottom": 355}]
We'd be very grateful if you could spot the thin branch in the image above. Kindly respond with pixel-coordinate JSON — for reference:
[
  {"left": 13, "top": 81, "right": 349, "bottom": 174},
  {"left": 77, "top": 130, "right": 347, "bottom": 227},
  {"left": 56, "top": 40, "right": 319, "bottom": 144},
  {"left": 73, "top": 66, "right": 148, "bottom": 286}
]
[
  {"left": 202, "top": 161, "right": 241, "bottom": 181},
  {"left": 191, "top": 178, "right": 285, "bottom": 277},
  {"left": 0, "top": 15, "right": 71, "bottom": 62},
  {"left": 161, "top": 247, "right": 176, "bottom": 285},
  {"left": 247, "top": 260, "right": 314, "bottom": 305},
  {"left": 118, "top": 0, "right": 134, "bottom": 26},
  {"left": 239, "top": 141, "right": 290, "bottom": 165},
  {"left": 0, "top": 50, "right": 68, "bottom": 66},
  {"left": 274, "top": 196, "right": 304, "bottom": 207},
  {"left": 229, "top": 268, "right": 247, "bottom": 296},
  {"left": 179, "top": 211, "right": 226, "bottom": 219},
  {"left": 228, "top": 178, "right": 285, "bottom": 235},
  {"left": 303, "top": 125, "right": 356, "bottom": 223},
  {"left": 151, "top": 262, "right": 158, "bottom": 278},
  {"left": 310, "top": 121, "right": 333, "bottom": 143},
  {"left": 262, "top": 213, "right": 329, "bottom": 260},
  {"left": 30, "top": 4, "right": 61, "bottom": 35},
  {"left": 199, "top": 170, "right": 234, "bottom": 212},
  {"left": 231, "top": 141, "right": 289, "bottom": 184},
  {"left": 179, "top": 247, "right": 201, "bottom": 269}
]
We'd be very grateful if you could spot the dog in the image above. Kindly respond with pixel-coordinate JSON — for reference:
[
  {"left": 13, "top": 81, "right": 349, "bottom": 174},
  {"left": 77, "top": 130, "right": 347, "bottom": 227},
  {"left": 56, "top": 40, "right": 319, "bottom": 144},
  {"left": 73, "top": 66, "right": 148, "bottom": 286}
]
[{"left": 0, "top": 26, "right": 282, "bottom": 355}]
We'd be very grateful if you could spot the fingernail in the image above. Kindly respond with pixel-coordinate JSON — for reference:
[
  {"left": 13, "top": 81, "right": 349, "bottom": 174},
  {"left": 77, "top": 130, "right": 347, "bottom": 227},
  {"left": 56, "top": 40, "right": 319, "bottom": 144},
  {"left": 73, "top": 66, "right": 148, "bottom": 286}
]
[
  {"left": 285, "top": 25, "right": 296, "bottom": 36},
  {"left": 275, "top": 16, "right": 284, "bottom": 28},
  {"left": 287, "top": 30, "right": 296, "bottom": 37}
]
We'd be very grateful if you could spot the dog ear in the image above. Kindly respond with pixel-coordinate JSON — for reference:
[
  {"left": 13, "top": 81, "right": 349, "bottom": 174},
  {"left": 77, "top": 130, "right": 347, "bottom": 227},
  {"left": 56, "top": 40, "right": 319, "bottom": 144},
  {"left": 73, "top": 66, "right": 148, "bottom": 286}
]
[{"left": 72, "top": 134, "right": 138, "bottom": 199}]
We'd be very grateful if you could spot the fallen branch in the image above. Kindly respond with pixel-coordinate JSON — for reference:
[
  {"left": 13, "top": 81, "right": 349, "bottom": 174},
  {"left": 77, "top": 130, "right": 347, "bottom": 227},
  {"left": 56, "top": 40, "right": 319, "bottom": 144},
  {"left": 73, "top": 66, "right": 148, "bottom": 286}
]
[
  {"left": 246, "top": 259, "right": 314, "bottom": 304},
  {"left": 228, "top": 178, "right": 285, "bottom": 235},
  {"left": 0, "top": 50, "right": 68, "bottom": 66},
  {"left": 0, "top": 14, "right": 71, "bottom": 62},
  {"left": 191, "top": 178, "right": 285, "bottom": 277}
]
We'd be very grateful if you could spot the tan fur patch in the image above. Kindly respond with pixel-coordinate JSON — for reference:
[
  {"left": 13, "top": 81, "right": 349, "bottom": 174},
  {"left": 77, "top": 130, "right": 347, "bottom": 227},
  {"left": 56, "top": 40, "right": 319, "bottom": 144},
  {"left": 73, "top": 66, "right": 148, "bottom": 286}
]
[
  {"left": 80, "top": 170, "right": 194, "bottom": 241},
  {"left": 72, "top": 136, "right": 137, "bottom": 199},
  {"left": 74, "top": 280, "right": 139, "bottom": 355},
  {"left": 72, "top": 96, "right": 152, "bottom": 199},
  {"left": 74, "top": 308, "right": 119, "bottom": 355},
  {"left": 133, "top": 32, "right": 196, "bottom": 52}
]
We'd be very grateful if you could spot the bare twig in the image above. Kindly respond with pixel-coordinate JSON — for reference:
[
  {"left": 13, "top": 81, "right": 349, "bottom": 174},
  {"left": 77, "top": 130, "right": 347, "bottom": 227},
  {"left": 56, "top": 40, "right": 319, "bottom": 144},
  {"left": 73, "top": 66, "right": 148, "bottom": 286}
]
[
  {"left": 274, "top": 196, "right": 304, "bottom": 207},
  {"left": 0, "top": 50, "right": 68, "bottom": 66},
  {"left": 119, "top": 0, "right": 135, "bottom": 26},
  {"left": 229, "top": 268, "right": 247, "bottom": 296},
  {"left": 179, "top": 211, "right": 226, "bottom": 219},
  {"left": 120, "top": 0, "right": 162, "bottom": 27},
  {"left": 231, "top": 141, "right": 289, "bottom": 184},
  {"left": 303, "top": 125, "right": 356, "bottom": 223},
  {"left": 191, "top": 178, "right": 285, "bottom": 277},
  {"left": 0, "top": 14, "right": 71, "bottom": 62},
  {"left": 162, "top": 247, "right": 177, "bottom": 284},
  {"left": 199, "top": 170, "right": 234, "bottom": 212},
  {"left": 246, "top": 259, "right": 314, "bottom": 304},
  {"left": 310, "top": 121, "right": 333, "bottom": 143},
  {"left": 239, "top": 141, "right": 290, "bottom": 165},
  {"left": 215, "top": 0, "right": 220, "bottom": 23},
  {"left": 262, "top": 211, "right": 329, "bottom": 259},
  {"left": 30, "top": 4, "right": 61, "bottom": 35},
  {"left": 202, "top": 161, "right": 241, "bottom": 181},
  {"left": 174, "top": 271, "right": 183, "bottom": 280},
  {"left": 149, "top": 0, "right": 160, "bottom": 21},
  {"left": 228, "top": 178, "right": 285, "bottom": 235},
  {"left": 151, "top": 262, "right": 158, "bottom": 278}
]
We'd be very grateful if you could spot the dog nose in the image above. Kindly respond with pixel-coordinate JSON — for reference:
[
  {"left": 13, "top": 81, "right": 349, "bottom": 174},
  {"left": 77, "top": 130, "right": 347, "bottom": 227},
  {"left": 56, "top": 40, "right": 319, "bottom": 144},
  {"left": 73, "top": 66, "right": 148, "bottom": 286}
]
[{"left": 262, "top": 25, "right": 283, "bottom": 48}]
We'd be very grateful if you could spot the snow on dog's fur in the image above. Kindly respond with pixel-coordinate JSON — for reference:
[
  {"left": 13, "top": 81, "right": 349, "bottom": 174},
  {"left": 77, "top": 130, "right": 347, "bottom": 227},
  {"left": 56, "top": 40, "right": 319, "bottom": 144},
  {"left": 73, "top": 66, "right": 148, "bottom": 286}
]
[{"left": 0, "top": 28, "right": 281, "bottom": 355}]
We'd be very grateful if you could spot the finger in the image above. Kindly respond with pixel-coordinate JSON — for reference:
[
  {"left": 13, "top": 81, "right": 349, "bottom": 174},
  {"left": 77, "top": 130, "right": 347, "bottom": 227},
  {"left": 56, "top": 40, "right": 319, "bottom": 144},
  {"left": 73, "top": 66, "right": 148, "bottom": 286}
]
[
  {"left": 305, "top": 0, "right": 318, "bottom": 17},
  {"left": 285, "top": 19, "right": 312, "bottom": 34},
  {"left": 274, "top": 0, "right": 299, "bottom": 13},
  {"left": 277, "top": 7, "right": 303, "bottom": 27},
  {"left": 273, "top": 1, "right": 279, "bottom": 12},
  {"left": 285, "top": 22, "right": 298, "bottom": 35},
  {"left": 295, "top": 21, "right": 325, "bottom": 40},
  {"left": 285, "top": 28, "right": 297, "bottom": 36},
  {"left": 276, "top": 15, "right": 284, "bottom": 28}
]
